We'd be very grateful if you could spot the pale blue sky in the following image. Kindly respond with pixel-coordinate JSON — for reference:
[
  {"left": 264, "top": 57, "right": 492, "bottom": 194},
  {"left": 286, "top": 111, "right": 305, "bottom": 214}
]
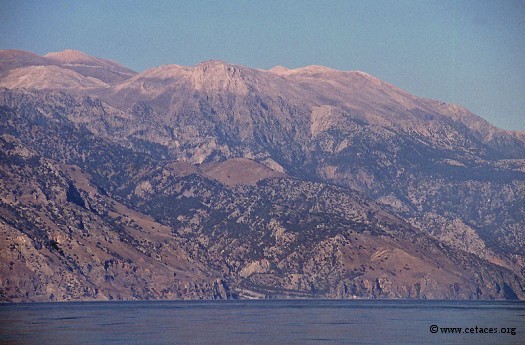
[{"left": 1, "top": 0, "right": 524, "bottom": 130}]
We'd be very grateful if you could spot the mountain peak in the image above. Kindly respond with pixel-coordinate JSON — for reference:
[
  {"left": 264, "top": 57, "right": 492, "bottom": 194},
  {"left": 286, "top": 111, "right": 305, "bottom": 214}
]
[
  {"left": 196, "top": 59, "right": 231, "bottom": 67},
  {"left": 137, "top": 64, "right": 190, "bottom": 79},
  {"left": 44, "top": 49, "right": 136, "bottom": 73},
  {"left": 41, "top": 49, "right": 137, "bottom": 84},
  {"left": 191, "top": 60, "right": 253, "bottom": 93},
  {"left": 44, "top": 49, "right": 94, "bottom": 63},
  {"left": 194, "top": 60, "right": 245, "bottom": 76},
  {"left": 288, "top": 65, "right": 337, "bottom": 75},
  {"left": 268, "top": 66, "right": 290, "bottom": 75}
]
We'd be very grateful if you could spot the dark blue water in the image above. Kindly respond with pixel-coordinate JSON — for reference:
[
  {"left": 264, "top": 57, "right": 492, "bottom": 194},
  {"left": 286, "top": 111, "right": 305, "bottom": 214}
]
[{"left": 1, "top": 300, "right": 524, "bottom": 344}]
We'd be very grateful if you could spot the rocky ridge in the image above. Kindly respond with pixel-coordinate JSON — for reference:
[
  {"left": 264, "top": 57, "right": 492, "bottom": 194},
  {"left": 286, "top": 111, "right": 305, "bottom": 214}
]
[{"left": 0, "top": 50, "right": 524, "bottom": 301}]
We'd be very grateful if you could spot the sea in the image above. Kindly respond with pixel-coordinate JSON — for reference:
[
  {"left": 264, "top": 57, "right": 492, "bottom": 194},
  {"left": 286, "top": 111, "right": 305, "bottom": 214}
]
[{"left": 1, "top": 299, "right": 524, "bottom": 344}]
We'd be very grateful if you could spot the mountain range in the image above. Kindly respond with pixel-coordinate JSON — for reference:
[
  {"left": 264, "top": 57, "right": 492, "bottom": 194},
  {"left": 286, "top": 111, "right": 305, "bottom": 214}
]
[{"left": 1, "top": 49, "right": 524, "bottom": 301}]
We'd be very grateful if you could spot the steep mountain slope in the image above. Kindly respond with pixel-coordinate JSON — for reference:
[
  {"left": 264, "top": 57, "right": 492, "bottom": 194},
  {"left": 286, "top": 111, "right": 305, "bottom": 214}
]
[
  {"left": 0, "top": 50, "right": 524, "bottom": 301},
  {"left": 0, "top": 133, "right": 521, "bottom": 301},
  {"left": 0, "top": 135, "right": 230, "bottom": 301}
]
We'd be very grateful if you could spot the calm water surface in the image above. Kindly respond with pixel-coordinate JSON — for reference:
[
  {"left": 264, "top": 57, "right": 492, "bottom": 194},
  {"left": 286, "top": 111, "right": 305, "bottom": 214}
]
[{"left": 1, "top": 300, "right": 524, "bottom": 344}]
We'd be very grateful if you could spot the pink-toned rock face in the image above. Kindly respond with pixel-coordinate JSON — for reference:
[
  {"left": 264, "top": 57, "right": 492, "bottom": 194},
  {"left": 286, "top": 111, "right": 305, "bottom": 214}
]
[
  {"left": 1, "top": 49, "right": 516, "bottom": 144},
  {"left": 0, "top": 49, "right": 137, "bottom": 87},
  {"left": 44, "top": 49, "right": 135, "bottom": 74},
  {"left": 44, "top": 49, "right": 98, "bottom": 63},
  {"left": 0, "top": 65, "right": 110, "bottom": 90},
  {"left": 0, "top": 50, "right": 52, "bottom": 72}
]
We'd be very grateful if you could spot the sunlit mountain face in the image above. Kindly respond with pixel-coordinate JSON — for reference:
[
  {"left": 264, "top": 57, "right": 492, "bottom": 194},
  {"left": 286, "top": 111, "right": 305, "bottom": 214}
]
[{"left": 1, "top": 50, "right": 524, "bottom": 301}]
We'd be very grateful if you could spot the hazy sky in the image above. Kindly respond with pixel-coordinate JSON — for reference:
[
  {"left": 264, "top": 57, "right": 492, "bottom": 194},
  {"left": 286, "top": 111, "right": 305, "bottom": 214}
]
[{"left": 1, "top": 0, "right": 524, "bottom": 130}]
